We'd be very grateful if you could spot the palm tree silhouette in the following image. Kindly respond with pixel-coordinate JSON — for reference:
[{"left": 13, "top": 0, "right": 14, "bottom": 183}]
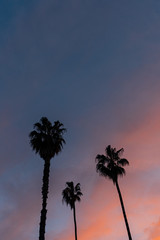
[
  {"left": 29, "top": 117, "right": 66, "bottom": 240},
  {"left": 96, "top": 145, "right": 132, "bottom": 240},
  {"left": 62, "top": 181, "right": 83, "bottom": 240}
]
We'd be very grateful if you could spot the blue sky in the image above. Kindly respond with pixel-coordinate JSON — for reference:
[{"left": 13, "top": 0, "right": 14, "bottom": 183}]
[{"left": 1, "top": 1, "right": 160, "bottom": 240}]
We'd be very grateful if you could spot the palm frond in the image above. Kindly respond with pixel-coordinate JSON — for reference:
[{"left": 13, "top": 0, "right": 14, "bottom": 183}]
[
  {"left": 117, "top": 158, "right": 129, "bottom": 166},
  {"left": 29, "top": 117, "right": 66, "bottom": 161},
  {"left": 95, "top": 154, "right": 110, "bottom": 164},
  {"left": 105, "top": 145, "right": 112, "bottom": 157},
  {"left": 34, "top": 122, "right": 42, "bottom": 132},
  {"left": 96, "top": 163, "right": 112, "bottom": 179},
  {"left": 62, "top": 181, "right": 82, "bottom": 210},
  {"left": 96, "top": 145, "right": 129, "bottom": 183},
  {"left": 116, "top": 148, "right": 124, "bottom": 155}
]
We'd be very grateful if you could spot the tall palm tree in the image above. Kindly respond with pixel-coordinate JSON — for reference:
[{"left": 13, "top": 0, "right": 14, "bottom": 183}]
[
  {"left": 62, "top": 181, "right": 83, "bottom": 240},
  {"left": 96, "top": 145, "right": 132, "bottom": 240},
  {"left": 29, "top": 117, "right": 66, "bottom": 240}
]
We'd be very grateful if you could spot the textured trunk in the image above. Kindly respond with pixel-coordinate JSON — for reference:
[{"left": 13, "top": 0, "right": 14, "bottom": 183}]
[
  {"left": 115, "top": 180, "right": 132, "bottom": 240},
  {"left": 39, "top": 159, "right": 51, "bottom": 240},
  {"left": 73, "top": 204, "right": 78, "bottom": 240}
]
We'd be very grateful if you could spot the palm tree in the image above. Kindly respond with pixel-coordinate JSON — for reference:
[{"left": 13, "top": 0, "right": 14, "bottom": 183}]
[
  {"left": 62, "top": 181, "right": 83, "bottom": 240},
  {"left": 96, "top": 145, "right": 132, "bottom": 240},
  {"left": 29, "top": 117, "right": 66, "bottom": 240}
]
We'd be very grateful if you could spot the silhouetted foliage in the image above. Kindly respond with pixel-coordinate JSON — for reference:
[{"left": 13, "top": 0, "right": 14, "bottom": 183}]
[
  {"left": 62, "top": 181, "right": 82, "bottom": 240},
  {"left": 96, "top": 145, "right": 132, "bottom": 240},
  {"left": 29, "top": 117, "right": 66, "bottom": 240}
]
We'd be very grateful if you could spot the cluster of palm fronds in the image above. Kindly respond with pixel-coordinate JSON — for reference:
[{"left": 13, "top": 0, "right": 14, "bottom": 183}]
[{"left": 29, "top": 117, "right": 132, "bottom": 240}]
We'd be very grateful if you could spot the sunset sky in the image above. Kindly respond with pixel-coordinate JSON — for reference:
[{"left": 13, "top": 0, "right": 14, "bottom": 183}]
[{"left": 1, "top": 1, "right": 160, "bottom": 240}]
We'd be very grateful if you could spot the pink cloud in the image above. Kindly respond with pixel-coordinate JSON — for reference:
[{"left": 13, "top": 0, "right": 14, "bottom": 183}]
[{"left": 146, "top": 218, "right": 160, "bottom": 240}]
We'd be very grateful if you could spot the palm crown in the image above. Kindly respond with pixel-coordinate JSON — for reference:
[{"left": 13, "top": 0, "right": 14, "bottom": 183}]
[
  {"left": 62, "top": 182, "right": 83, "bottom": 209},
  {"left": 95, "top": 145, "right": 132, "bottom": 240},
  {"left": 29, "top": 117, "right": 66, "bottom": 161},
  {"left": 96, "top": 145, "right": 129, "bottom": 183}
]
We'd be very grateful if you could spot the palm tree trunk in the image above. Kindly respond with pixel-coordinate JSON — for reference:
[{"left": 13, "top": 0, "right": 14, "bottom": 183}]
[
  {"left": 115, "top": 180, "right": 132, "bottom": 240},
  {"left": 73, "top": 204, "right": 78, "bottom": 240},
  {"left": 39, "top": 159, "right": 51, "bottom": 240}
]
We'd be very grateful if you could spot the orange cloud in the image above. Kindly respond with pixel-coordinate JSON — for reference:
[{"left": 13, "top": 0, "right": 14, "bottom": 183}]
[
  {"left": 114, "top": 105, "right": 160, "bottom": 172},
  {"left": 146, "top": 218, "right": 160, "bottom": 240},
  {"left": 52, "top": 178, "right": 131, "bottom": 240}
]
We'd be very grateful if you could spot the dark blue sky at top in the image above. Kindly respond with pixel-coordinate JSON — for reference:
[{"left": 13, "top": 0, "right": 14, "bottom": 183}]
[
  {"left": 1, "top": 0, "right": 160, "bottom": 176},
  {"left": 1, "top": 1, "right": 159, "bottom": 115},
  {"left": 0, "top": 0, "right": 159, "bottom": 182},
  {"left": 1, "top": 1, "right": 160, "bottom": 239}
]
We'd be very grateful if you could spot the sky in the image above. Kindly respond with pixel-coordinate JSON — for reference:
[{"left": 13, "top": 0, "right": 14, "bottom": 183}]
[{"left": 1, "top": 0, "right": 160, "bottom": 239}]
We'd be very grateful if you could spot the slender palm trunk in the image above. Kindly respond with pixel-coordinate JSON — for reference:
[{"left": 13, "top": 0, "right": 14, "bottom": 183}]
[
  {"left": 115, "top": 180, "right": 132, "bottom": 240},
  {"left": 39, "top": 159, "right": 51, "bottom": 240},
  {"left": 73, "top": 204, "right": 78, "bottom": 240}
]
